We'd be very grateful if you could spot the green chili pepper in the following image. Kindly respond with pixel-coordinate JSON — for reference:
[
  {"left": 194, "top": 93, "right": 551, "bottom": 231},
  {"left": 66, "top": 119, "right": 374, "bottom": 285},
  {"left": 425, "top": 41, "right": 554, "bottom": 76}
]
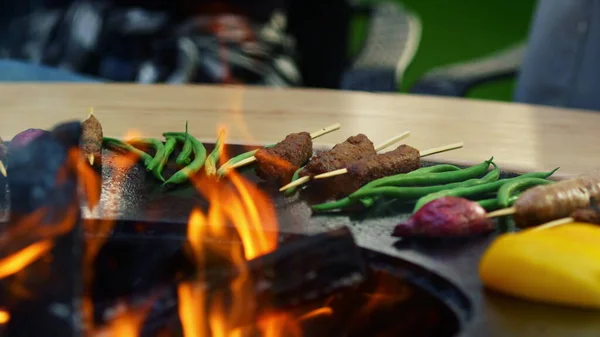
[
  {"left": 103, "top": 137, "right": 153, "bottom": 166},
  {"left": 163, "top": 133, "right": 207, "bottom": 185},
  {"left": 217, "top": 144, "right": 276, "bottom": 176},
  {"left": 284, "top": 166, "right": 305, "bottom": 196},
  {"left": 155, "top": 137, "right": 177, "bottom": 182},
  {"left": 413, "top": 168, "right": 559, "bottom": 212},
  {"left": 204, "top": 131, "right": 225, "bottom": 177},
  {"left": 496, "top": 177, "right": 553, "bottom": 209},
  {"left": 360, "top": 158, "right": 494, "bottom": 190}
]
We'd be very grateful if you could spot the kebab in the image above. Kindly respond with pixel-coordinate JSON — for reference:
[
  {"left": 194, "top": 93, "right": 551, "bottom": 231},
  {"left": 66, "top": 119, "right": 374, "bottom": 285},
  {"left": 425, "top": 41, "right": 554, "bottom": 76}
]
[
  {"left": 279, "top": 131, "right": 411, "bottom": 191},
  {"left": 282, "top": 142, "right": 463, "bottom": 197},
  {"left": 80, "top": 108, "right": 103, "bottom": 166},
  {"left": 523, "top": 197, "right": 600, "bottom": 232},
  {"left": 219, "top": 123, "right": 341, "bottom": 174}
]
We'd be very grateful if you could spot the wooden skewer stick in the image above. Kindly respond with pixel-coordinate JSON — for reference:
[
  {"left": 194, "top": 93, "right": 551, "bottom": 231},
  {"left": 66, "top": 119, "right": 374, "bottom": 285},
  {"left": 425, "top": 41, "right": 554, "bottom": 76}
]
[
  {"left": 224, "top": 123, "right": 341, "bottom": 171},
  {"left": 529, "top": 217, "right": 574, "bottom": 232},
  {"left": 486, "top": 207, "right": 516, "bottom": 218},
  {"left": 486, "top": 206, "right": 574, "bottom": 231},
  {"left": 0, "top": 160, "right": 6, "bottom": 177},
  {"left": 312, "top": 142, "right": 465, "bottom": 180},
  {"left": 279, "top": 131, "right": 412, "bottom": 192}
]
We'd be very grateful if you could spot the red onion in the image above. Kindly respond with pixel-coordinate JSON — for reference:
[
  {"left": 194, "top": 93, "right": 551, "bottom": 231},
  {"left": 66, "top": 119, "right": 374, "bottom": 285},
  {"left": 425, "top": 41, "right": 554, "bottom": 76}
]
[
  {"left": 9, "top": 128, "right": 48, "bottom": 150},
  {"left": 393, "top": 196, "right": 494, "bottom": 238}
]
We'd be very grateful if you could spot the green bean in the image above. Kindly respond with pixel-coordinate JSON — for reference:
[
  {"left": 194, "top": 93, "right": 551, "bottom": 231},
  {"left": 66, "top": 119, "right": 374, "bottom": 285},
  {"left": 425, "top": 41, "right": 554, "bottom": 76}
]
[
  {"left": 163, "top": 133, "right": 207, "bottom": 185},
  {"left": 312, "top": 197, "right": 357, "bottom": 212},
  {"left": 313, "top": 168, "right": 499, "bottom": 213},
  {"left": 205, "top": 131, "right": 225, "bottom": 177},
  {"left": 478, "top": 194, "right": 519, "bottom": 211},
  {"left": 413, "top": 168, "right": 559, "bottom": 212},
  {"left": 103, "top": 137, "right": 153, "bottom": 166},
  {"left": 128, "top": 137, "right": 166, "bottom": 174},
  {"left": 407, "top": 164, "right": 462, "bottom": 175},
  {"left": 350, "top": 169, "right": 499, "bottom": 201},
  {"left": 496, "top": 177, "right": 553, "bottom": 209},
  {"left": 360, "top": 158, "right": 494, "bottom": 190},
  {"left": 156, "top": 137, "right": 177, "bottom": 182},
  {"left": 284, "top": 166, "right": 305, "bottom": 196},
  {"left": 217, "top": 144, "right": 276, "bottom": 176},
  {"left": 163, "top": 131, "right": 193, "bottom": 166}
]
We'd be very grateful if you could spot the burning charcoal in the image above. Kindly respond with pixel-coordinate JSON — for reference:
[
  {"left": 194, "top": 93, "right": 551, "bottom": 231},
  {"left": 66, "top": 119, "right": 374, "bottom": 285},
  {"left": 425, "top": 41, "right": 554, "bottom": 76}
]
[{"left": 1, "top": 121, "right": 84, "bottom": 337}]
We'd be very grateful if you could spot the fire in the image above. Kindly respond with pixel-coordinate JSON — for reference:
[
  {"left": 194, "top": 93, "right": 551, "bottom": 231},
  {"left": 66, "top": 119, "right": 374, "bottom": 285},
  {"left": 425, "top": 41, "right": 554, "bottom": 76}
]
[
  {"left": 0, "top": 309, "right": 10, "bottom": 324},
  {"left": 298, "top": 307, "right": 333, "bottom": 322},
  {"left": 176, "top": 130, "right": 297, "bottom": 336},
  {"left": 93, "top": 305, "right": 148, "bottom": 337},
  {"left": 0, "top": 240, "right": 53, "bottom": 279}
]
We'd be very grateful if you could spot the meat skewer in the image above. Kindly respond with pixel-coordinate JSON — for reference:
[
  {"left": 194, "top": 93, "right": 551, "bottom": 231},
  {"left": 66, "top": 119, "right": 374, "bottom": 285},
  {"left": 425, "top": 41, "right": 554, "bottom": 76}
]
[
  {"left": 254, "top": 131, "right": 314, "bottom": 185},
  {"left": 516, "top": 197, "right": 600, "bottom": 232},
  {"left": 295, "top": 142, "right": 463, "bottom": 197},
  {"left": 298, "top": 143, "right": 461, "bottom": 198},
  {"left": 222, "top": 123, "right": 341, "bottom": 172},
  {"left": 487, "top": 170, "right": 600, "bottom": 228},
  {"left": 312, "top": 142, "right": 464, "bottom": 180},
  {"left": 279, "top": 131, "right": 411, "bottom": 191},
  {"left": 80, "top": 107, "right": 103, "bottom": 166}
]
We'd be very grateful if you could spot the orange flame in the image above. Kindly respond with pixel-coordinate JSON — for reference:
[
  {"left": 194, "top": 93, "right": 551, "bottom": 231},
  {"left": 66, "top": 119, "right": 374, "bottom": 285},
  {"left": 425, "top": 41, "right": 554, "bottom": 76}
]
[
  {"left": 93, "top": 304, "right": 149, "bottom": 337},
  {"left": 360, "top": 271, "right": 411, "bottom": 316},
  {"left": 298, "top": 307, "right": 333, "bottom": 322},
  {"left": 0, "top": 309, "right": 10, "bottom": 324},
  {"left": 0, "top": 240, "right": 53, "bottom": 279},
  {"left": 176, "top": 127, "right": 295, "bottom": 336}
]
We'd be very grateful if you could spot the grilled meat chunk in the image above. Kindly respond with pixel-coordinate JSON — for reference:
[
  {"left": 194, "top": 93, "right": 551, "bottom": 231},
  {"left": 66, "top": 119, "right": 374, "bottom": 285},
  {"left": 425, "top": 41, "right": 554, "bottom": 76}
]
[
  {"left": 328, "top": 144, "right": 420, "bottom": 197},
  {"left": 255, "top": 132, "right": 312, "bottom": 185},
  {"left": 80, "top": 114, "right": 103, "bottom": 166},
  {"left": 300, "top": 134, "right": 376, "bottom": 178}
]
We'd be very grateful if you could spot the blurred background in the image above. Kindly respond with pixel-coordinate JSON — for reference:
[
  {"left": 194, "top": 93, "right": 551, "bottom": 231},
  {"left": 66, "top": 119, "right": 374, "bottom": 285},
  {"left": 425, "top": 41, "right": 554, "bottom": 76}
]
[{"left": 0, "top": 0, "right": 540, "bottom": 102}]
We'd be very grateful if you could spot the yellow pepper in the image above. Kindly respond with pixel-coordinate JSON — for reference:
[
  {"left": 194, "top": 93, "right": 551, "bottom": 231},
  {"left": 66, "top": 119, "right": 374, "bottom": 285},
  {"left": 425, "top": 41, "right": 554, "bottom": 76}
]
[{"left": 479, "top": 223, "right": 600, "bottom": 310}]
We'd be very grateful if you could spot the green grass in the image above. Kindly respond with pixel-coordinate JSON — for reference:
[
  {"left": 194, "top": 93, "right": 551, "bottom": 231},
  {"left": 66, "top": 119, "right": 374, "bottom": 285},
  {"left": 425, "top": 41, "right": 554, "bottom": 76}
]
[{"left": 350, "top": 0, "right": 537, "bottom": 102}]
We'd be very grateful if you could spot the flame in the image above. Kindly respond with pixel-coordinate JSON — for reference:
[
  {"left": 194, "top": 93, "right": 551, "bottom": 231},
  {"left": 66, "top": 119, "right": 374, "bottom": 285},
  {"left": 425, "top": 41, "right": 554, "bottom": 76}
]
[
  {"left": 0, "top": 240, "right": 53, "bottom": 279},
  {"left": 258, "top": 313, "right": 302, "bottom": 337},
  {"left": 298, "top": 307, "right": 333, "bottom": 322},
  {"left": 93, "top": 305, "right": 148, "bottom": 337},
  {"left": 176, "top": 128, "right": 294, "bottom": 336},
  {"left": 360, "top": 271, "right": 411, "bottom": 316},
  {"left": 0, "top": 309, "right": 10, "bottom": 324}
]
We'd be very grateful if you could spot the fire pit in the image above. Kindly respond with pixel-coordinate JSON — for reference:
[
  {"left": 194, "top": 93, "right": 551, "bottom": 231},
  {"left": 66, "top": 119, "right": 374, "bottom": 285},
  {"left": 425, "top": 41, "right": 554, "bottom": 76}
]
[{"left": 0, "top": 122, "right": 471, "bottom": 337}]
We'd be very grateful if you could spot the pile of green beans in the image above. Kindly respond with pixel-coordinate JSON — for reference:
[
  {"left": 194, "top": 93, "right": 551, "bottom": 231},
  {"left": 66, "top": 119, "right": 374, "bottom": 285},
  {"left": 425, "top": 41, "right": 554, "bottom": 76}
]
[
  {"left": 312, "top": 162, "right": 488, "bottom": 212},
  {"left": 412, "top": 169, "right": 558, "bottom": 211},
  {"left": 311, "top": 158, "right": 560, "bottom": 213},
  {"left": 162, "top": 132, "right": 207, "bottom": 185},
  {"left": 102, "top": 122, "right": 215, "bottom": 185}
]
